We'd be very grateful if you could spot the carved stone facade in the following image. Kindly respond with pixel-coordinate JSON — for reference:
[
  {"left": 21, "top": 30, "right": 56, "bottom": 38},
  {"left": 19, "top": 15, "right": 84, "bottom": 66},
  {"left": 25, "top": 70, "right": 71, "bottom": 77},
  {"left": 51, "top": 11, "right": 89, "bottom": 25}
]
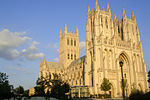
[{"left": 38, "top": 0, "right": 149, "bottom": 98}]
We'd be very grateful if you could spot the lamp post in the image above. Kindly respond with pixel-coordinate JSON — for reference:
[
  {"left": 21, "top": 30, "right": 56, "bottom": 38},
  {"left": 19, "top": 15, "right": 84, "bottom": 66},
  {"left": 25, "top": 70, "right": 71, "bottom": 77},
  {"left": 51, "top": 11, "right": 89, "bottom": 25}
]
[{"left": 119, "top": 61, "right": 125, "bottom": 100}]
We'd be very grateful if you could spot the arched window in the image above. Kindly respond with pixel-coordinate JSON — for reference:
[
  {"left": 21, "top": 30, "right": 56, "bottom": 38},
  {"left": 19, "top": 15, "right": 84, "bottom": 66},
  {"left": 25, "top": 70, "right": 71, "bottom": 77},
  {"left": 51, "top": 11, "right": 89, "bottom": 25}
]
[
  {"left": 74, "top": 54, "right": 76, "bottom": 60},
  {"left": 106, "top": 17, "right": 108, "bottom": 29},
  {"left": 67, "top": 39, "right": 69, "bottom": 45},
  {"left": 68, "top": 54, "right": 70, "bottom": 59},
  {"left": 71, "top": 39, "right": 73, "bottom": 46},
  {"left": 71, "top": 54, "right": 73, "bottom": 60},
  {"left": 74, "top": 40, "right": 76, "bottom": 46}
]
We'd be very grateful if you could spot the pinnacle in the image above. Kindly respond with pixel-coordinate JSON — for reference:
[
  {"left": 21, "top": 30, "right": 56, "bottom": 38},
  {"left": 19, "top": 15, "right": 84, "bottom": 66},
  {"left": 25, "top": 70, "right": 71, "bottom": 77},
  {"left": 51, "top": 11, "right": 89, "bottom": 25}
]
[
  {"left": 76, "top": 26, "right": 78, "bottom": 36},
  {"left": 88, "top": 5, "right": 90, "bottom": 12},
  {"left": 76, "top": 26, "right": 78, "bottom": 33},
  {"left": 114, "top": 13, "right": 117, "bottom": 21},
  {"left": 64, "top": 24, "right": 67, "bottom": 33},
  {"left": 123, "top": 8, "right": 127, "bottom": 18},
  {"left": 132, "top": 10, "right": 135, "bottom": 20},
  {"left": 107, "top": 2, "right": 110, "bottom": 13},
  {"left": 60, "top": 28, "right": 62, "bottom": 36},
  {"left": 87, "top": 5, "right": 91, "bottom": 16},
  {"left": 102, "top": 6, "right": 105, "bottom": 11},
  {"left": 129, "top": 15, "right": 131, "bottom": 19},
  {"left": 95, "top": 0, "right": 100, "bottom": 11}
]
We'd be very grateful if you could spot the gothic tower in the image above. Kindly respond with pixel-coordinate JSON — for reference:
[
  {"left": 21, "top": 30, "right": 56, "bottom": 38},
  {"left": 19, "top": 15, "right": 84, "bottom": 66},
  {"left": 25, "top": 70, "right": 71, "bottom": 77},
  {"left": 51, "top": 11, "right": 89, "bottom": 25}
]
[
  {"left": 85, "top": 0, "right": 148, "bottom": 96},
  {"left": 85, "top": 0, "right": 114, "bottom": 94},
  {"left": 59, "top": 24, "right": 79, "bottom": 68}
]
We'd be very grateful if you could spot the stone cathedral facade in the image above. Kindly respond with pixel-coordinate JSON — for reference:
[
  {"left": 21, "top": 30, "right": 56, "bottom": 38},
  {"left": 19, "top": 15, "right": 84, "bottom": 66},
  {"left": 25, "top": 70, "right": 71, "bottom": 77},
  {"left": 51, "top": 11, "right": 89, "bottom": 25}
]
[{"left": 38, "top": 0, "right": 149, "bottom": 98}]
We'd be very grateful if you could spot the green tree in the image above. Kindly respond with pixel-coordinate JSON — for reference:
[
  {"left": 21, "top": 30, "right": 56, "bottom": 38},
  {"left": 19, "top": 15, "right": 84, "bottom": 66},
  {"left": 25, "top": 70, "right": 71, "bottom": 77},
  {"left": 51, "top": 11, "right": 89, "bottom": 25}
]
[
  {"left": 23, "top": 90, "right": 29, "bottom": 97},
  {"left": 100, "top": 78, "right": 111, "bottom": 97},
  {"left": 14, "top": 85, "right": 24, "bottom": 96},
  {"left": 35, "top": 77, "right": 46, "bottom": 96},
  {"left": 121, "top": 79, "right": 128, "bottom": 96},
  {"left": 148, "top": 70, "right": 150, "bottom": 84},
  {"left": 0, "top": 72, "right": 13, "bottom": 99},
  {"left": 35, "top": 73, "right": 70, "bottom": 99},
  {"left": 51, "top": 79, "right": 70, "bottom": 99}
]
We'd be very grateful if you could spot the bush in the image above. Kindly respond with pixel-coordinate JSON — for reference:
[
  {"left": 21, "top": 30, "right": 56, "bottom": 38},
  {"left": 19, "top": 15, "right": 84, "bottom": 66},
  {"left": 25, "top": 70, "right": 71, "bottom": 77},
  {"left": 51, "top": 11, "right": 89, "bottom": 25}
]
[{"left": 129, "top": 90, "right": 150, "bottom": 100}]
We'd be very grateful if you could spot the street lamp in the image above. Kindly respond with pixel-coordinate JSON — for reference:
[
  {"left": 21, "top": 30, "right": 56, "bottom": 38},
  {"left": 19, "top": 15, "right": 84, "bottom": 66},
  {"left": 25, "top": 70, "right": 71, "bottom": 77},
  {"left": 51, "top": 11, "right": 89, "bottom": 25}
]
[{"left": 119, "top": 61, "right": 125, "bottom": 100}]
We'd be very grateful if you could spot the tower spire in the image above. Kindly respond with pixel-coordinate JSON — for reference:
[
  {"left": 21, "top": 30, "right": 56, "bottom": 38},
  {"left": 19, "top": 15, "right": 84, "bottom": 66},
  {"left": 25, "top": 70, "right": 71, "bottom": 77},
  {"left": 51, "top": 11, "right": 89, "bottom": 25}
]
[
  {"left": 95, "top": 0, "right": 100, "bottom": 12},
  {"left": 43, "top": 57, "right": 46, "bottom": 65},
  {"left": 129, "top": 15, "right": 131, "bottom": 20},
  {"left": 106, "top": 2, "right": 111, "bottom": 13},
  {"left": 76, "top": 26, "right": 78, "bottom": 36},
  {"left": 102, "top": 6, "right": 105, "bottom": 11},
  {"left": 123, "top": 8, "right": 127, "bottom": 19},
  {"left": 132, "top": 11, "right": 136, "bottom": 21},
  {"left": 60, "top": 28, "right": 62, "bottom": 37},
  {"left": 114, "top": 13, "right": 117, "bottom": 23},
  {"left": 64, "top": 24, "right": 67, "bottom": 33},
  {"left": 87, "top": 5, "right": 91, "bottom": 16}
]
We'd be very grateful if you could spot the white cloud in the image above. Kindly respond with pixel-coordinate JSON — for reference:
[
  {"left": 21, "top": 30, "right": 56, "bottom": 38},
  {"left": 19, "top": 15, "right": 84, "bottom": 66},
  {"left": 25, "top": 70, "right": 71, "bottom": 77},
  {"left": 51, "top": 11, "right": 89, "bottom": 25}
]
[
  {"left": 0, "top": 29, "right": 44, "bottom": 60},
  {"left": 79, "top": 41, "right": 85, "bottom": 50},
  {"left": 54, "top": 57, "right": 59, "bottom": 62},
  {"left": 22, "top": 41, "right": 44, "bottom": 60},
  {"left": 25, "top": 53, "right": 44, "bottom": 60},
  {"left": 5, "top": 66, "right": 31, "bottom": 74}
]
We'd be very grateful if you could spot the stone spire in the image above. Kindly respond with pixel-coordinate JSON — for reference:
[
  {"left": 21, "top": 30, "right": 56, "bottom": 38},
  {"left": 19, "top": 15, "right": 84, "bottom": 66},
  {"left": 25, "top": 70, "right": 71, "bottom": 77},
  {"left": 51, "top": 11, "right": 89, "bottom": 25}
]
[
  {"left": 102, "top": 6, "right": 105, "bottom": 11},
  {"left": 119, "top": 16, "right": 121, "bottom": 23},
  {"left": 91, "top": 8, "right": 94, "bottom": 15},
  {"left": 132, "top": 11, "right": 136, "bottom": 21},
  {"left": 43, "top": 57, "right": 46, "bottom": 65},
  {"left": 106, "top": 2, "right": 111, "bottom": 13},
  {"left": 114, "top": 13, "right": 117, "bottom": 23},
  {"left": 64, "top": 24, "right": 67, "bottom": 33},
  {"left": 60, "top": 28, "right": 62, "bottom": 37},
  {"left": 76, "top": 26, "right": 79, "bottom": 36},
  {"left": 87, "top": 5, "right": 91, "bottom": 17},
  {"left": 129, "top": 15, "right": 131, "bottom": 20},
  {"left": 123, "top": 8, "right": 127, "bottom": 19},
  {"left": 95, "top": 0, "right": 100, "bottom": 12}
]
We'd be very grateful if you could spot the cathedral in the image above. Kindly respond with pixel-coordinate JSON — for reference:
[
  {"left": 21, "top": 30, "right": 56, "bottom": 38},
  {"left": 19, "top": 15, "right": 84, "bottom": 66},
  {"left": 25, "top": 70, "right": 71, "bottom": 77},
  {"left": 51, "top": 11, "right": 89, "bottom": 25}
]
[{"left": 38, "top": 0, "right": 149, "bottom": 98}]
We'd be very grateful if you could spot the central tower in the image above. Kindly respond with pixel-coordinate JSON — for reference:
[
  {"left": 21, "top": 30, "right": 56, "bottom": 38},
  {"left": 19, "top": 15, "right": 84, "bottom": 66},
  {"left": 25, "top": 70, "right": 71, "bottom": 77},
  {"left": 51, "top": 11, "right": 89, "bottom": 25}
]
[{"left": 59, "top": 24, "right": 79, "bottom": 68}]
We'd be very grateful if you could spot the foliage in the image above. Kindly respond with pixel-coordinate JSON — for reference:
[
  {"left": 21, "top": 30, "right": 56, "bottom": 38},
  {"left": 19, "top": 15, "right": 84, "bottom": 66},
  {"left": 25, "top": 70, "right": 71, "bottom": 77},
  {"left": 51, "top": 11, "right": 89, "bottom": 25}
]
[
  {"left": 35, "top": 73, "right": 70, "bottom": 99},
  {"left": 23, "top": 89, "right": 29, "bottom": 96},
  {"left": 34, "top": 85, "right": 45, "bottom": 96},
  {"left": 148, "top": 70, "right": 150, "bottom": 84},
  {"left": 129, "top": 83, "right": 150, "bottom": 100},
  {"left": 13, "top": 85, "right": 24, "bottom": 96},
  {"left": 0, "top": 72, "right": 14, "bottom": 99},
  {"left": 121, "top": 79, "right": 128, "bottom": 89},
  {"left": 129, "top": 90, "right": 150, "bottom": 100},
  {"left": 51, "top": 80, "right": 70, "bottom": 99},
  {"left": 100, "top": 78, "right": 111, "bottom": 97},
  {"left": 131, "top": 83, "right": 138, "bottom": 93}
]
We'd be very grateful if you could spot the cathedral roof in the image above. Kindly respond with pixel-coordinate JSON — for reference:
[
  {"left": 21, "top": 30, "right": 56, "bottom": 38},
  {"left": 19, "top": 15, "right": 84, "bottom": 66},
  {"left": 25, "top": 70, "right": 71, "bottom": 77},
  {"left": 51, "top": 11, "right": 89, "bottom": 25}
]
[
  {"left": 69, "top": 55, "right": 86, "bottom": 67},
  {"left": 46, "top": 62, "right": 64, "bottom": 69}
]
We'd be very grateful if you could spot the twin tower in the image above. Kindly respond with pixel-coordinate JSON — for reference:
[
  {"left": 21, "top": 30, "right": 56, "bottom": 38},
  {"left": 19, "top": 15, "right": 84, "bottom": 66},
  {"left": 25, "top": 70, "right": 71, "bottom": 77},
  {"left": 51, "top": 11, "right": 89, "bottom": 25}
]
[{"left": 59, "top": 24, "right": 79, "bottom": 68}]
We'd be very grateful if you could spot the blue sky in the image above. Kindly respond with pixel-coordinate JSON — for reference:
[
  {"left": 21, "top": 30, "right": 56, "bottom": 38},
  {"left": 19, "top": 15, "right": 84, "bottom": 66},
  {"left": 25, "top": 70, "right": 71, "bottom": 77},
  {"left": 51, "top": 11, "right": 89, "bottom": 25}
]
[{"left": 0, "top": 0, "right": 149, "bottom": 90}]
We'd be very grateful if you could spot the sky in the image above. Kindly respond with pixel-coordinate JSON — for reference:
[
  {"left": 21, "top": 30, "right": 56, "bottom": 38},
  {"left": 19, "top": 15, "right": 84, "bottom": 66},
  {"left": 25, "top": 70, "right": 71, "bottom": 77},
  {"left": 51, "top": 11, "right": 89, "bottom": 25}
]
[{"left": 0, "top": 0, "right": 150, "bottom": 90}]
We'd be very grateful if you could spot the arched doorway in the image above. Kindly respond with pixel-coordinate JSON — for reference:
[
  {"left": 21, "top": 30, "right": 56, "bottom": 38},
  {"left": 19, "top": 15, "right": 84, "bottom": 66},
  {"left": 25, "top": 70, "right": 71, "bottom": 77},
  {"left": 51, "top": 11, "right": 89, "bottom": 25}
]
[
  {"left": 110, "top": 82, "right": 115, "bottom": 97},
  {"left": 118, "top": 52, "right": 131, "bottom": 97}
]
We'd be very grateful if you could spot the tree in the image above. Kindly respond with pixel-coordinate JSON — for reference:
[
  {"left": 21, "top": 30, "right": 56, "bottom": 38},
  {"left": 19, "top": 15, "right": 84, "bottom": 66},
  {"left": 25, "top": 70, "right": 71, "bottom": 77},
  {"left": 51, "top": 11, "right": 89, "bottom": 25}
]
[
  {"left": 51, "top": 80, "right": 70, "bottom": 99},
  {"left": 35, "top": 77, "right": 46, "bottom": 96},
  {"left": 100, "top": 78, "right": 111, "bottom": 97},
  {"left": 35, "top": 73, "right": 70, "bottom": 99},
  {"left": 23, "top": 90, "right": 29, "bottom": 97},
  {"left": 13, "top": 85, "right": 24, "bottom": 96},
  {"left": 121, "top": 79, "right": 128, "bottom": 96},
  {"left": 0, "top": 72, "right": 13, "bottom": 99},
  {"left": 148, "top": 70, "right": 150, "bottom": 84}
]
